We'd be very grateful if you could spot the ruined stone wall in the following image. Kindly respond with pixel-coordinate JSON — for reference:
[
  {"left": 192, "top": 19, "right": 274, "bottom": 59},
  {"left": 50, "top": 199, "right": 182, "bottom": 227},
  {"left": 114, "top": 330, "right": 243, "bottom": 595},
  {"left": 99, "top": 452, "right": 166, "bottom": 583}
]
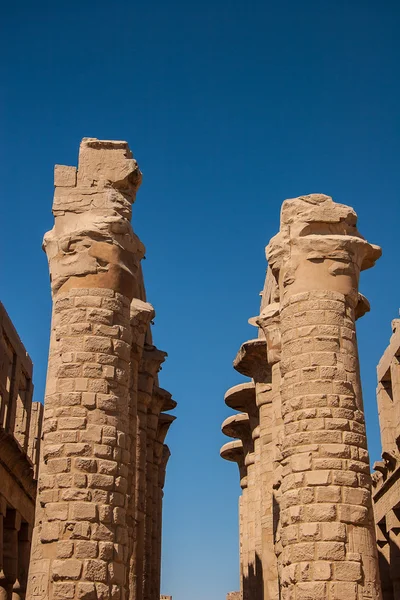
[
  {"left": 26, "top": 139, "right": 176, "bottom": 600},
  {"left": 372, "top": 318, "right": 400, "bottom": 600},
  {"left": 0, "top": 302, "right": 43, "bottom": 600}
]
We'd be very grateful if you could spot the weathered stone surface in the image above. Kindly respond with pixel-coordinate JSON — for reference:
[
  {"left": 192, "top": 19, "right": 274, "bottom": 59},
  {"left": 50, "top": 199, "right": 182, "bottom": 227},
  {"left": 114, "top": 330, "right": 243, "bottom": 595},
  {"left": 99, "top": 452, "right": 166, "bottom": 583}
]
[
  {"left": 25, "top": 139, "right": 176, "bottom": 600},
  {"left": 222, "top": 194, "right": 383, "bottom": 599},
  {"left": 0, "top": 303, "right": 43, "bottom": 600}
]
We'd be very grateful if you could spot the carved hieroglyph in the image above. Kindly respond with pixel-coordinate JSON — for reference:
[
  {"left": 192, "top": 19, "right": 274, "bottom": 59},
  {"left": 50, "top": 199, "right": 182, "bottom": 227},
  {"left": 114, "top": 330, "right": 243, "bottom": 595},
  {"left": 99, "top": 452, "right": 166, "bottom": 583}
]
[{"left": 26, "top": 139, "right": 176, "bottom": 600}]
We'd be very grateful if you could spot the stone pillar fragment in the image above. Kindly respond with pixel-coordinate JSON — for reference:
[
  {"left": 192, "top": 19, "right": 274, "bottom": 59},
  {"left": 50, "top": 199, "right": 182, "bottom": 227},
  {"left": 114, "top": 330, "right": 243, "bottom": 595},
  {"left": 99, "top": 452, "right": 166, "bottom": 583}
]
[
  {"left": 26, "top": 139, "right": 143, "bottom": 600},
  {"left": 2, "top": 509, "right": 21, "bottom": 600},
  {"left": 220, "top": 440, "right": 246, "bottom": 600},
  {"left": 127, "top": 300, "right": 154, "bottom": 600},
  {"left": 152, "top": 414, "right": 175, "bottom": 600},
  {"left": 134, "top": 346, "right": 166, "bottom": 600},
  {"left": 222, "top": 414, "right": 256, "bottom": 600},
  {"left": 12, "top": 522, "right": 32, "bottom": 600},
  {"left": 157, "top": 446, "right": 171, "bottom": 600},
  {"left": 266, "top": 194, "right": 382, "bottom": 600}
]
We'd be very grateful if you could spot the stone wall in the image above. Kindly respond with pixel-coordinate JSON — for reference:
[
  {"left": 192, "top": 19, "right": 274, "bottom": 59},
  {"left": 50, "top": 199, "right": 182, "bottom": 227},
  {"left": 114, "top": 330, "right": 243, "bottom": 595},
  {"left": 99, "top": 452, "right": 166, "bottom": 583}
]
[
  {"left": 0, "top": 301, "right": 43, "bottom": 600},
  {"left": 372, "top": 318, "right": 400, "bottom": 599}
]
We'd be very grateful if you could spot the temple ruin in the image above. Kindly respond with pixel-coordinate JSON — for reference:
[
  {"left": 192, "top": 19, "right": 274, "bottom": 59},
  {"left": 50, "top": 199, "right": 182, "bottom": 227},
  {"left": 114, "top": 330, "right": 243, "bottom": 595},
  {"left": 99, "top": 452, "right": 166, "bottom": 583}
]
[
  {"left": 2, "top": 141, "right": 400, "bottom": 600},
  {"left": 221, "top": 193, "right": 399, "bottom": 599},
  {"left": 373, "top": 318, "right": 400, "bottom": 600},
  {"left": 0, "top": 302, "right": 43, "bottom": 600},
  {"left": 22, "top": 138, "right": 176, "bottom": 600}
]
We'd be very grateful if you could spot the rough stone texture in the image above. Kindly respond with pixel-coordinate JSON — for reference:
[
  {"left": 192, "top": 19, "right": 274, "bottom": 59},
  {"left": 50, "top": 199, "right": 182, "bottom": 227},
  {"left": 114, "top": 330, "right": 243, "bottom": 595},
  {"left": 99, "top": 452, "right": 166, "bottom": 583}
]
[
  {"left": 226, "top": 593, "right": 241, "bottom": 600},
  {"left": 0, "top": 302, "right": 43, "bottom": 600},
  {"left": 222, "top": 194, "right": 383, "bottom": 599},
  {"left": 25, "top": 139, "right": 176, "bottom": 600},
  {"left": 372, "top": 318, "right": 400, "bottom": 599}
]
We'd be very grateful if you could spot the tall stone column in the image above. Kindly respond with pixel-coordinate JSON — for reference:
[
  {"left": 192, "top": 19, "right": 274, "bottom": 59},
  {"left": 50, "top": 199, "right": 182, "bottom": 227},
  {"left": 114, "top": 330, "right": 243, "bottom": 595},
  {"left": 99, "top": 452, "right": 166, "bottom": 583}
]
[
  {"left": 127, "top": 299, "right": 154, "bottom": 600},
  {"left": 152, "top": 414, "right": 175, "bottom": 600},
  {"left": 256, "top": 272, "right": 284, "bottom": 598},
  {"left": 0, "top": 498, "right": 7, "bottom": 600},
  {"left": 12, "top": 523, "right": 32, "bottom": 600},
  {"left": 156, "top": 445, "right": 171, "bottom": 598},
  {"left": 134, "top": 346, "right": 166, "bottom": 600},
  {"left": 143, "top": 386, "right": 173, "bottom": 600},
  {"left": 2, "top": 509, "right": 21, "bottom": 600},
  {"left": 222, "top": 414, "right": 255, "bottom": 600},
  {"left": 26, "top": 138, "right": 143, "bottom": 600},
  {"left": 266, "top": 194, "right": 382, "bottom": 600},
  {"left": 234, "top": 339, "right": 275, "bottom": 599},
  {"left": 220, "top": 440, "right": 247, "bottom": 598}
]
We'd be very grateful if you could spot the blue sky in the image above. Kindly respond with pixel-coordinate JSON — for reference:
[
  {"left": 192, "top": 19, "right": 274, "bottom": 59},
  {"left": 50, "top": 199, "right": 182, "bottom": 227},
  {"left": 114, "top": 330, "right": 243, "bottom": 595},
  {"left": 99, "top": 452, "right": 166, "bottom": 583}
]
[{"left": 1, "top": 1, "right": 399, "bottom": 598}]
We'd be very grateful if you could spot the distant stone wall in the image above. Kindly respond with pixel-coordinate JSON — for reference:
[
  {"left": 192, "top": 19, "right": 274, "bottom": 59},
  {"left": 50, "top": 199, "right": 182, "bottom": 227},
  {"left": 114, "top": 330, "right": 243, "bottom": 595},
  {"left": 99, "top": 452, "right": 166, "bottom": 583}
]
[
  {"left": 373, "top": 318, "right": 400, "bottom": 599},
  {"left": 0, "top": 301, "right": 43, "bottom": 599}
]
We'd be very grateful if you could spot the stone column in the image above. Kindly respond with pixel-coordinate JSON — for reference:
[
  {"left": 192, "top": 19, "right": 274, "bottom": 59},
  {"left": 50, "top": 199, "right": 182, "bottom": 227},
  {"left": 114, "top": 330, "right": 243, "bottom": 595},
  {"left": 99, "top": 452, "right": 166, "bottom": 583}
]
[
  {"left": 266, "top": 194, "right": 382, "bottom": 600},
  {"left": 234, "top": 339, "right": 277, "bottom": 599},
  {"left": 152, "top": 413, "right": 175, "bottom": 600},
  {"left": 12, "top": 523, "right": 32, "bottom": 600},
  {"left": 220, "top": 440, "right": 246, "bottom": 599},
  {"left": 127, "top": 300, "right": 154, "bottom": 600},
  {"left": 257, "top": 294, "right": 283, "bottom": 598},
  {"left": 157, "top": 446, "right": 171, "bottom": 598},
  {"left": 134, "top": 346, "right": 166, "bottom": 600},
  {"left": 222, "top": 414, "right": 255, "bottom": 600},
  {"left": 26, "top": 138, "right": 143, "bottom": 600},
  {"left": 0, "top": 498, "right": 8, "bottom": 600},
  {"left": 2, "top": 509, "right": 21, "bottom": 600},
  {"left": 143, "top": 386, "right": 171, "bottom": 600}
]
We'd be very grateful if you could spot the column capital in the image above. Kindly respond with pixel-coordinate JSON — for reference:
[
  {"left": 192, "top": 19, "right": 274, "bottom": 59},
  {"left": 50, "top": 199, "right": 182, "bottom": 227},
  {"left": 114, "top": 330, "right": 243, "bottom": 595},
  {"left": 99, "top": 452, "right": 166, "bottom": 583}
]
[
  {"left": 265, "top": 194, "right": 381, "bottom": 306},
  {"left": 233, "top": 338, "right": 270, "bottom": 382},
  {"left": 151, "top": 386, "right": 177, "bottom": 415},
  {"left": 220, "top": 440, "right": 247, "bottom": 488},
  {"left": 44, "top": 138, "right": 144, "bottom": 298},
  {"left": 222, "top": 413, "right": 257, "bottom": 450},
  {"left": 225, "top": 382, "right": 257, "bottom": 415}
]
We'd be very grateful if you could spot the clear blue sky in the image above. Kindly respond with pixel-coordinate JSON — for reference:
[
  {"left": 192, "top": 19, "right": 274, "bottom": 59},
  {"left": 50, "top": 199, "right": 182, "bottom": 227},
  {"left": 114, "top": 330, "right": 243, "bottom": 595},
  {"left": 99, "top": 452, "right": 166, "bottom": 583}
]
[{"left": 1, "top": 1, "right": 399, "bottom": 598}]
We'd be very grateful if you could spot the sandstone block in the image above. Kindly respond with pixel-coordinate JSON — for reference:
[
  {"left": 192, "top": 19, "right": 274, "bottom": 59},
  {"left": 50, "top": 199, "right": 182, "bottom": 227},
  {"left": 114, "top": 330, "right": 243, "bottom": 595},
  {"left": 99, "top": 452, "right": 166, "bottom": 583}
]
[
  {"left": 315, "top": 542, "right": 345, "bottom": 561},
  {"left": 70, "top": 503, "right": 98, "bottom": 522},
  {"left": 334, "top": 561, "right": 362, "bottom": 581},
  {"left": 296, "top": 582, "right": 327, "bottom": 599},
  {"left": 52, "top": 559, "right": 82, "bottom": 580},
  {"left": 53, "top": 582, "right": 76, "bottom": 600}
]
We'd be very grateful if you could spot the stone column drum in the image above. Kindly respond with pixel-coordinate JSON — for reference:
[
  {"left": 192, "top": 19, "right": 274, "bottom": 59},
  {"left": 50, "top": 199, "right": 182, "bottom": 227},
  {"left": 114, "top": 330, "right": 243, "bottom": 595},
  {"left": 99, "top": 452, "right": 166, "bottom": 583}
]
[
  {"left": 220, "top": 440, "right": 247, "bottom": 599},
  {"left": 26, "top": 139, "right": 143, "bottom": 600},
  {"left": 267, "top": 194, "right": 382, "bottom": 600},
  {"left": 222, "top": 414, "right": 256, "bottom": 600}
]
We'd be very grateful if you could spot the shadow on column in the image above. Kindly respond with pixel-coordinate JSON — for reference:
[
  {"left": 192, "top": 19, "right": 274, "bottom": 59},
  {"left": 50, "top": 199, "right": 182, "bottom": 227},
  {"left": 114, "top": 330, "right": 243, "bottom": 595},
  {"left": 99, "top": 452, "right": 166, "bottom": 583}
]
[{"left": 242, "top": 552, "right": 264, "bottom": 600}]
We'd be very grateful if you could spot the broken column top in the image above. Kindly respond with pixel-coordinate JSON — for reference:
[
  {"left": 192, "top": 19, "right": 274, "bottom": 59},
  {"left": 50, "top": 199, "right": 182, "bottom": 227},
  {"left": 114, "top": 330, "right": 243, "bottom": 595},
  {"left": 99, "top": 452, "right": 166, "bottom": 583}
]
[
  {"left": 44, "top": 138, "right": 145, "bottom": 297},
  {"left": 266, "top": 193, "right": 382, "bottom": 305},
  {"left": 55, "top": 138, "right": 142, "bottom": 195}
]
